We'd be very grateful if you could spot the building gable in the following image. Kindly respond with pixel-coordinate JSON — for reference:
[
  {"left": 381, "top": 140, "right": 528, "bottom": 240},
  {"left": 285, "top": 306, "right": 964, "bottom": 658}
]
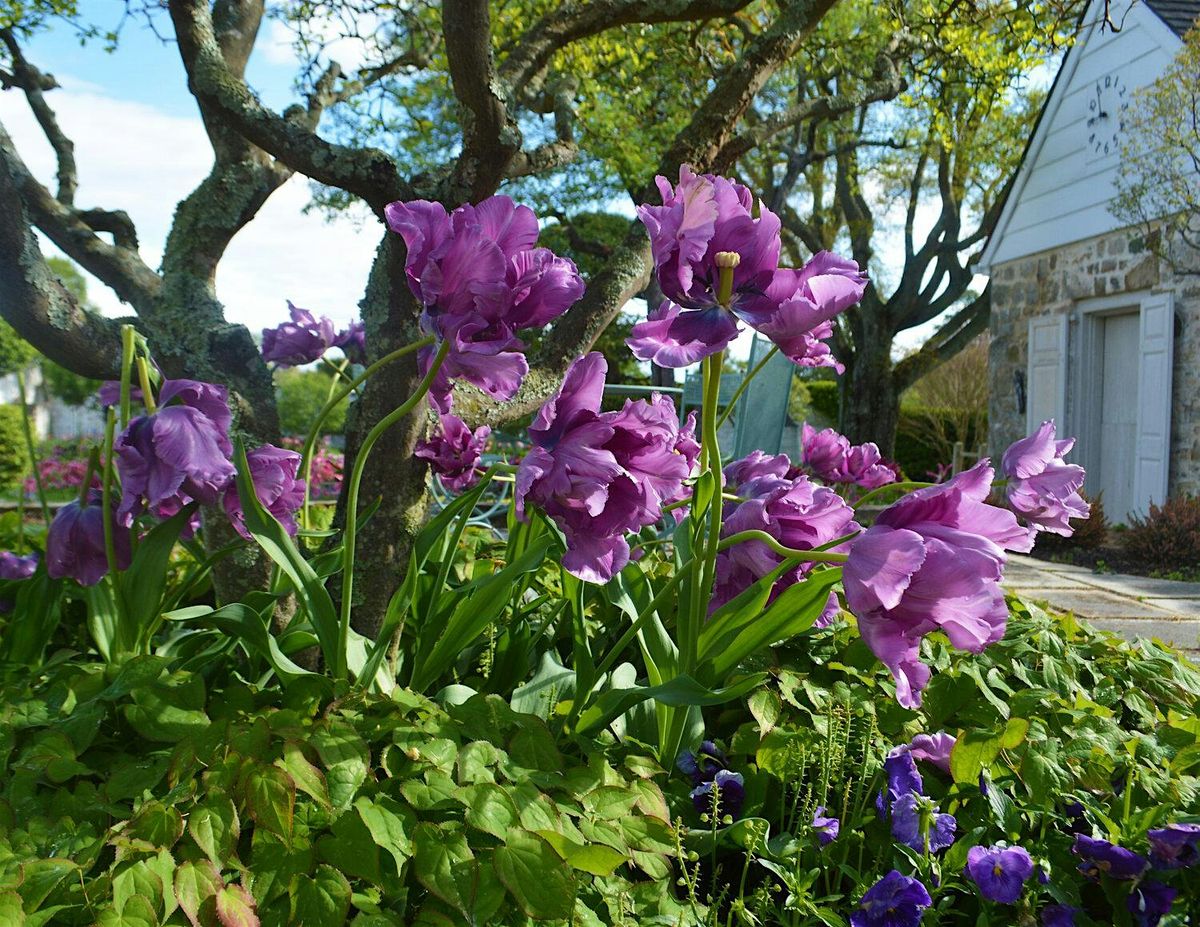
[{"left": 978, "top": 0, "right": 1185, "bottom": 272}]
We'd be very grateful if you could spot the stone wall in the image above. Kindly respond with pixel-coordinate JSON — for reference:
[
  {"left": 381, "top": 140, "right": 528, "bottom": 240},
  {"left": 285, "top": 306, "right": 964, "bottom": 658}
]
[{"left": 988, "top": 227, "right": 1200, "bottom": 499}]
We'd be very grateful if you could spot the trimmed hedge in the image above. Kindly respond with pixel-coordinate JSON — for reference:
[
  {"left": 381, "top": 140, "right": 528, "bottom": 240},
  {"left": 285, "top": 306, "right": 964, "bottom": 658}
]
[{"left": 0, "top": 404, "right": 29, "bottom": 491}]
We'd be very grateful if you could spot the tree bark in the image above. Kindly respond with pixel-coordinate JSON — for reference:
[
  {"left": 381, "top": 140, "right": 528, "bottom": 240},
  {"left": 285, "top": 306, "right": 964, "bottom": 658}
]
[{"left": 838, "top": 322, "right": 899, "bottom": 456}]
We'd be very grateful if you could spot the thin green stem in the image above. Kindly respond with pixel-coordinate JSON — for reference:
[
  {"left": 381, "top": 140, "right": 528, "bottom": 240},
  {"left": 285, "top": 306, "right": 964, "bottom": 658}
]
[
  {"left": 300, "top": 335, "right": 435, "bottom": 530},
  {"left": 119, "top": 325, "right": 136, "bottom": 428},
  {"left": 136, "top": 357, "right": 157, "bottom": 413},
  {"left": 852, "top": 480, "right": 934, "bottom": 509},
  {"left": 321, "top": 356, "right": 354, "bottom": 385},
  {"left": 593, "top": 561, "right": 694, "bottom": 681},
  {"left": 716, "top": 529, "right": 849, "bottom": 563},
  {"left": 714, "top": 344, "right": 778, "bottom": 431},
  {"left": 694, "top": 351, "right": 725, "bottom": 669},
  {"left": 337, "top": 340, "right": 449, "bottom": 681},
  {"left": 16, "top": 369, "right": 50, "bottom": 525},
  {"left": 100, "top": 408, "right": 123, "bottom": 622}
]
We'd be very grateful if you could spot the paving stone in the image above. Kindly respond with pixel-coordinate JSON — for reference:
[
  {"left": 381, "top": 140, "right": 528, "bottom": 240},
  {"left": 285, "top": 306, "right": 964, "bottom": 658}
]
[
  {"left": 1088, "top": 618, "right": 1200, "bottom": 650},
  {"left": 1133, "top": 598, "right": 1200, "bottom": 618},
  {"left": 1074, "top": 574, "right": 1200, "bottom": 599},
  {"left": 1010, "top": 557, "right": 1094, "bottom": 575},
  {"left": 1003, "top": 575, "right": 1093, "bottom": 591},
  {"left": 1032, "top": 589, "right": 1177, "bottom": 619}
]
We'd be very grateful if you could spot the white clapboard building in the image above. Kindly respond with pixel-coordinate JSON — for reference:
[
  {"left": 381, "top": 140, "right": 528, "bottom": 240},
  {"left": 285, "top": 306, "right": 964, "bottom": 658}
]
[{"left": 979, "top": 0, "right": 1200, "bottom": 522}]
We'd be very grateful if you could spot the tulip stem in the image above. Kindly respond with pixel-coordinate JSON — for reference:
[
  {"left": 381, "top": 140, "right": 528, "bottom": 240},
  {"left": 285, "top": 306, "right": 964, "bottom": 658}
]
[
  {"left": 692, "top": 351, "right": 725, "bottom": 672},
  {"left": 851, "top": 481, "right": 934, "bottom": 509},
  {"left": 15, "top": 368, "right": 50, "bottom": 526},
  {"left": 119, "top": 325, "right": 136, "bottom": 429},
  {"left": 100, "top": 407, "right": 124, "bottom": 614},
  {"left": 136, "top": 357, "right": 157, "bottom": 414},
  {"left": 336, "top": 339, "right": 449, "bottom": 682},
  {"left": 716, "top": 529, "right": 849, "bottom": 564},
  {"left": 300, "top": 334, "right": 436, "bottom": 530},
  {"left": 714, "top": 344, "right": 779, "bottom": 431}
]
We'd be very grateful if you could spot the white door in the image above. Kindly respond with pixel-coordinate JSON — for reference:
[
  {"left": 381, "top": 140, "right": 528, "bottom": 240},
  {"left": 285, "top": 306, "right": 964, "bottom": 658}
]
[
  {"left": 1133, "top": 292, "right": 1174, "bottom": 515},
  {"left": 1098, "top": 312, "right": 1139, "bottom": 522}
]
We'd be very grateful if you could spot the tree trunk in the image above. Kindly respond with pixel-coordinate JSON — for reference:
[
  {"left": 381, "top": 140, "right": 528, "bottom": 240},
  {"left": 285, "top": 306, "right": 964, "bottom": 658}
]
[
  {"left": 334, "top": 236, "right": 431, "bottom": 640},
  {"left": 838, "top": 331, "right": 900, "bottom": 457}
]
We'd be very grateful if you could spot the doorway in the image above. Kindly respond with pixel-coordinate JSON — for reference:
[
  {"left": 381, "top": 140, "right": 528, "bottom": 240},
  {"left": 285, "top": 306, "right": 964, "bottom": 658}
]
[{"left": 1094, "top": 311, "right": 1139, "bottom": 522}]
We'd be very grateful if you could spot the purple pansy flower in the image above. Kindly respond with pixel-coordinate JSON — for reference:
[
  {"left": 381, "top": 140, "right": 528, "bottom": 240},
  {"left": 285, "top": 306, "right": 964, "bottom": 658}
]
[
  {"left": 1148, "top": 822, "right": 1200, "bottom": 870},
  {"left": 515, "top": 353, "right": 697, "bottom": 583},
  {"left": 677, "top": 740, "right": 728, "bottom": 785},
  {"left": 851, "top": 870, "right": 931, "bottom": 927},
  {"left": 261, "top": 301, "right": 341, "bottom": 366},
  {"left": 114, "top": 379, "right": 235, "bottom": 526},
  {"left": 1072, "top": 835, "right": 1148, "bottom": 880},
  {"left": 690, "top": 769, "right": 745, "bottom": 819},
  {"left": 385, "top": 196, "right": 584, "bottom": 414},
  {"left": 812, "top": 807, "right": 840, "bottom": 846},
  {"left": 801, "top": 424, "right": 897, "bottom": 490},
  {"left": 908, "top": 732, "right": 955, "bottom": 775},
  {"left": 629, "top": 166, "right": 866, "bottom": 368},
  {"left": 1128, "top": 881, "right": 1177, "bottom": 927},
  {"left": 714, "top": 452, "right": 859, "bottom": 621},
  {"left": 890, "top": 792, "right": 956, "bottom": 853},
  {"left": 46, "top": 492, "right": 132, "bottom": 586},
  {"left": 223, "top": 445, "right": 305, "bottom": 540},
  {"left": 1002, "top": 420, "right": 1089, "bottom": 536},
  {"left": 0, "top": 551, "right": 38, "bottom": 580},
  {"left": 1041, "top": 904, "right": 1078, "bottom": 927},
  {"left": 966, "top": 845, "right": 1034, "bottom": 903},
  {"left": 415, "top": 413, "right": 490, "bottom": 492},
  {"left": 843, "top": 461, "right": 1034, "bottom": 708}
]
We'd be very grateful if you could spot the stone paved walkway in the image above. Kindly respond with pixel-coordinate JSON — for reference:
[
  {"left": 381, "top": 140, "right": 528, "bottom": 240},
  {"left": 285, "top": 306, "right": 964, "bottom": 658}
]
[{"left": 1003, "top": 555, "right": 1200, "bottom": 651}]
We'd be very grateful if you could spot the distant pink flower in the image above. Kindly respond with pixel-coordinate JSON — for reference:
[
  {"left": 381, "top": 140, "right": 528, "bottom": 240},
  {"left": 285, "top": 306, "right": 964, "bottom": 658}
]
[
  {"left": 1002, "top": 420, "right": 1089, "bottom": 536},
  {"left": 515, "top": 353, "right": 697, "bottom": 583},
  {"left": 385, "top": 196, "right": 584, "bottom": 413},
  {"left": 415, "top": 413, "right": 490, "bottom": 492},
  {"left": 843, "top": 462, "right": 1034, "bottom": 708},
  {"left": 629, "top": 166, "right": 865, "bottom": 368}
]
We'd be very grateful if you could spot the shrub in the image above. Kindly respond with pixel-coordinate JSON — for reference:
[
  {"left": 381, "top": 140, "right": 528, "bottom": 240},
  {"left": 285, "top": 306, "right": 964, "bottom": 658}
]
[
  {"left": 0, "top": 404, "right": 29, "bottom": 490},
  {"left": 276, "top": 367, "right": 349, "bottom": 436},
  {"left": 1124, "top": 494, "right": 1200, "bottom": 576}
]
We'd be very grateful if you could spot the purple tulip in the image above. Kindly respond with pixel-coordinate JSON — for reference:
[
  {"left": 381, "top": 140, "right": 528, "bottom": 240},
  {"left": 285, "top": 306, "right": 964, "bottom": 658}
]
[
  {"left": 1128, "top": 881, "right": 1176, "bottom": 926},
  {"left": 1041, "top": 904, "right": 1078, "bottom": 927},
  {"left": 333, "top": 321, "right": 366, "bottom": 364},
  {"left": 812, "top": 807, "right": 840, "bottom": 846},
  {"left": 1002, "top": 420, "right": 1089, "bottom": 536},
  {"left": 629, "top": 166, "right": 865, "bottom": 368},
  {"left": 115, "top": 379, "right": 235, "bottom": 526},
  {"left": 0, "top": 551, "right": 38, "bottom": 580},
  {"left": 223, "top": 445, "right": 306, "bottom": 540},
  {"left": 415, "top": 413, "right": 490, "bottom": 492},
  {"left": 851, "top": 871, "right": 931, "bottom": 927},
  {"left": 801, "top": 424, "right": 897, "bottom": 490},
  {"left": 890, "top": 792, "right": 956, "bottom": 853},
  {"left": 46, "top": 492, "right": 131, "bottom": 586},
  {"left": 1072, "top": 835, "right": 1148, "bottom": 880},
  {"left": 908, "top": 733, "right": 955, "bottom": 775},
  {"left": 690, "top": 769, "right": 745, "bottom": 819},
  {"left": 385, "top": 196, "right": 584, "bottom": 413},
  {"left": 714, "top": 453, "right": 859, "bottom": 621},
  {"left": 97, "top": 381, "right": 143, "bottom": 408},
  {"left": 261, "top": 301, "right": 341, "bottom": 366},
  {"left": 1147, "top": 822, "right": 1200, "bottom": 869},
  {"left": 515, "top": 353, "right": 697, "bottom": 583},
  {"left": 843, "top": 461, "right": 1034, "bottom": 708},
  {"left": 966, "top": 845, "right": 1034, "bottom": 903}
]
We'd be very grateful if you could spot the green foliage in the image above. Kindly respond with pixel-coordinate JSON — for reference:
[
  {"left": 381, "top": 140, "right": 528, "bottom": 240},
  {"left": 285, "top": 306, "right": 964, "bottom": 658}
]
[
  {"left": 0, "top": 404, "right": 29, "bottom": 490},
  {"left": 276, "top": 368, "right": 348, "bottom": 437},
  {"left": 0, "top": 666, "right": 685, "bottom": 925},
  {"left": 0, "top": 321, "right": 36, "bottom": 378}
]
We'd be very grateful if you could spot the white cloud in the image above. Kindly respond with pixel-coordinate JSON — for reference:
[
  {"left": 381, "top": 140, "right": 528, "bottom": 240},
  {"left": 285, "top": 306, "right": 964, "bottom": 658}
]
[
  {"left": 0, "top": 74, "right": 379, "bottom": 333},
  {"left": 257, "top": 16, "right": 375, "bottom": 76}
]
